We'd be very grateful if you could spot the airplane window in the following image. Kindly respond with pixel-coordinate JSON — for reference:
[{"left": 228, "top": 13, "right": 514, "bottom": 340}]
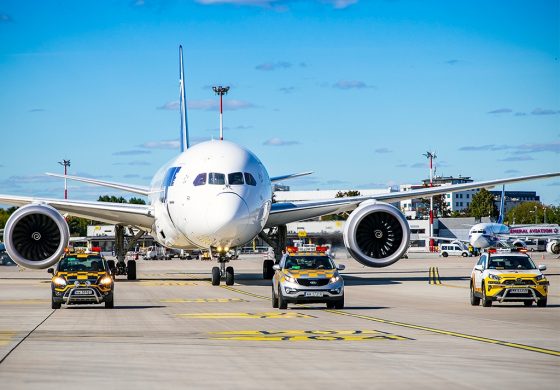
[
  {"left": 228, "top": 172, "right": 244, "bottom": 185},
  {"left": 193, "top": 173, "right": 206, "bottom": 186},
  {"left": 244, "top": 172, "right": 257, "bottom": 186},
  {"left": 208, "top": 173, "right": 225, "bottom": 185}
]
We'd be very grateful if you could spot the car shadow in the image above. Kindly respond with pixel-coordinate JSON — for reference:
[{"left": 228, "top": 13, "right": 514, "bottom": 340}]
[{"left": 65, "top": 305, "right": 166, "bottom": 310}]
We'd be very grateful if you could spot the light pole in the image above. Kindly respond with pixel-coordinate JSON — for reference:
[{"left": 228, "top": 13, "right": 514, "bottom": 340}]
[
  {"left": 58, "top": 159, "right": 71, "bottom": 199},
  {"left": 422, "top": 151, "right": 437, "bottom": 251},
  {"left": 543, "top": 206, "right": 547, "bottom": 224},
  {"left": 212, "top": 86, "right": 230, "bottom": 141},
  {"left": 534, "top": 205, "right": 538, "bottom": 224}
]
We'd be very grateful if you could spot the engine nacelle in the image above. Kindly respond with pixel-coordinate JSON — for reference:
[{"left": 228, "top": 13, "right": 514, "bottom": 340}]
[
  {"left": 3, "top": 204, "right": 70, "bottom": 269},
  {"left": 512, "top": 239, "right": 526, "bottom": 248},
  {"left": 547, "top": 240, "right": 560, "bottom": 255},
  {"left": 343, "top": 201, "right": 410, "bottom": 267}
]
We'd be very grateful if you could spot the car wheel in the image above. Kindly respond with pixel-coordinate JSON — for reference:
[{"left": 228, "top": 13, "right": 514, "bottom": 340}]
[
  {"left": 51, "top": 298, "right": 61, "bottom": 310},
  {"left": 470, "top": 282, "right": 480, "bottom": 306},
  {"left": 537, "top": 298, "right": 547, "bottom": 307},
  {"left": 272, "top": 285, "right": 278, "bottom": 308},
  {"left": 127, "top": 260, "right": 137, "bottom": 280},
  {"left": 333, "top": 295, "right": 344, "bottom": 309},
  {"left": 462, "top": 252, "right": 468, "bottom": 257},
  {"left": 225, "top": 266, "right": 234, "bottom": 286},
  {"left": 278, "top": 285, "right": 288, "bottom": 310},
  {"left": 442, "top": 252, "right": 448, "bottom": 258},
  {"left": 524, "top": 301, "right": 533, "bottom": 307},
  {"left": 211, "top": 267, "right": 220, "bottom": 286},
  {"left": 481, "top": 283, "right": 492, "bottom": 307},
  {"left": 326, "top": 302, "right": 335, "bottom": 309},
  {"left": 105, "top": 294, "right": 114, "bottom": 309},
  {"left": 263, "top": 259, "right": 274, "bottom": 279}
]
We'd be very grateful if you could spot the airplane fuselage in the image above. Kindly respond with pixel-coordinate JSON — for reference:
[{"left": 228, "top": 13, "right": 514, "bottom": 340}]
[
  {"left": 468, "top": 222, "right": 510, "bottom": 248},
  {"left": 148, "top": 140, "right": 272, "bottom": 250}
]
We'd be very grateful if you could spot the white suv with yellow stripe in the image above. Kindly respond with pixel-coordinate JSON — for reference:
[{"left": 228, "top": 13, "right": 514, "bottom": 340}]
[
  {"left": 470, "top": 250, "right": 549, "bottom": 307},
  {"left": 272, "top": 251, "right": 345, "bottom": 310}
]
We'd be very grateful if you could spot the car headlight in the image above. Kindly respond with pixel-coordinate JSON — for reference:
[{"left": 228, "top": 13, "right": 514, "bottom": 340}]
[
  {"left": 488, "top": 274, "right": 501, "bottom": 281},
  {"left": 52, "top": 276, "right": 67, "bottom": 288},
  {"left": 535, "top": 274, "right": 545, "bottom": 281},
  {"left": 99, "top": 276, "right": 113, "bottom": 286},
  {"left": 329, "top": 276, "right": 341, "bottom": 283},
  {"left": 284, "top": 275, "right": 296, "bottom": 283}
]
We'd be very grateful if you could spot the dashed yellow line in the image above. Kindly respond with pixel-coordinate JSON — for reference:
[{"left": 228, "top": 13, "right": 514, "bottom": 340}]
[
  {"left": 220, "top": 285, "right": 270, "bottom": 300},
  {"left": 327, "top": 310, "right": 560, "bottom": 357},
  {"left": 0, "top": 331, "right": 17, "bottom": 346},
  {"left": 139, "top": 281, "right": 198, "bottom": 286},
  {"left": 162, "top": 298, "right": 247, "bottom": 303},
  {"left": 176, "top": 312, "right": 315, "bottom": 319}
]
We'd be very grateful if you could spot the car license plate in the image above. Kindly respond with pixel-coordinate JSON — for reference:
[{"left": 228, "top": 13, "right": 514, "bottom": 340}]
[
  {"left": 74, "top": 289, "right": 93, "bottom": 295},
  {"left": 510, "top": 289, "right": 528, "bottom": 294},
  {"left": 304, "top": 292, "right": 323, "bottom": 297}
]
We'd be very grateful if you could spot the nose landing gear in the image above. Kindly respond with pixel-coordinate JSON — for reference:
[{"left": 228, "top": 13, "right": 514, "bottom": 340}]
[{"left": 211, "top": 257, "right": 235, "bottom": 286}]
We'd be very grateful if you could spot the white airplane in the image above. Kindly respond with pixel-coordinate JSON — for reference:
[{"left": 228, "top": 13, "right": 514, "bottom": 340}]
[
  {"left": 2, "top": 46, "right": 560, "bottom": 285},
  {"left": 435, "top": 186, "right": 560, "bottom": 253}
]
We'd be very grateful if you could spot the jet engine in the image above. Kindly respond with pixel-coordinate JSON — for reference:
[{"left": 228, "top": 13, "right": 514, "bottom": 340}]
[
  {"left": 3, "top": 204, "right": 70, "bottom": 269},
  {"left": 343, "top": 201, "right": 411, "bottom": 267},
  {"left": 546, "top": 240, "right": 560, "bottom": 255},
  {"left": 511, "top": 239, "right": 526, "bottom": 248}
]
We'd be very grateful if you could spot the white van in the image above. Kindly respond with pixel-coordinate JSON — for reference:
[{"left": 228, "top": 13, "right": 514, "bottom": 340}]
[{"left": 440, "top": 244, "right": 470, "bottom": 257}]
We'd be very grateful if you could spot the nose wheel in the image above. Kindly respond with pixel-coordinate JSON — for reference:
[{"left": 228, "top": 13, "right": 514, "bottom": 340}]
[{"left": 211, "top": 261, "right": 235, "bottom": 286}]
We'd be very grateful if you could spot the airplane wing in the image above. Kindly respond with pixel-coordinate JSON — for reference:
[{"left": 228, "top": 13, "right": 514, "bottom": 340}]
[
  {"left": 429, "top": 236, "right": 469, "bottom": 243},
  {"left": 266, "top": 172, "right": 560, "bottom": 227},
  {"left": 45, "top": 173, "right": 153, "bottom": 196},
  {"left": 0, "top": 194, "right": 154, "bottom": 230},
  {"left": 270, "top": 171, "right": 313, "bottom": 183}
]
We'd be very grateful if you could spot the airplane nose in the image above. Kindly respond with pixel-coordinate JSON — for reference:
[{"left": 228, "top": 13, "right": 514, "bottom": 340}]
[{"left": 206, "top": 192, "right": 250, "bottom": 237}]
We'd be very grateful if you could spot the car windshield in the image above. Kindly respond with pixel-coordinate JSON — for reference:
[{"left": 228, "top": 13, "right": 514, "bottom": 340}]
[
  {"left": 58, "top": 256, "right": 105, "bottom": 272},
  {"left": 284, "top": 256, "right": 335, "bottom": 270},
  {"left": 487, "top": 255, "right": 536, "bottom": 270}
]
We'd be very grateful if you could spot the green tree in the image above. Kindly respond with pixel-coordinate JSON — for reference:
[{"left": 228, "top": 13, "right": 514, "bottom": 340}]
[
  {"left": 419, "top": 194, "right": 451, "bottom": 218},
  {"left": 467, "top": 188, "right": 498, "bottom": 220},
  {"left": 506, "top": 202, "right": 559, "bottom": 225},
  {"left": 321, "top": 190, "right": 361, "bottom": 221},
  {"left": 129, "top": 197, "right": 146, "bottom": 205},
  {"left": 0, "top": 207, "right": 17, "bottom": 229}
]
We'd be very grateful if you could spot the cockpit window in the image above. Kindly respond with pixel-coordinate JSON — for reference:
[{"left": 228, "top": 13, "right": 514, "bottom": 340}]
[
  {"left": 208, "top": 173, "right": 225, "bottom": 185},
  {"left": 244, "top": 172, "right": 256, "bottom": 186},
  {"left": 193, "top": 173, "right": 206, "bottom": 186},
  {"left": 228, "top": 172, "right": 244, "bottom": 185}
]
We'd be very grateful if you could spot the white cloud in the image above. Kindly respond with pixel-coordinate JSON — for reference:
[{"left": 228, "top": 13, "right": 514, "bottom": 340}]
[{"left": 263, "top": 137, "right": 299, "bottom": 146}]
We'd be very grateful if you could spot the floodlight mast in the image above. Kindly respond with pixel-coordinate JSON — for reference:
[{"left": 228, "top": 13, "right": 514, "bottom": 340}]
[
  {"left": 58, "top": 159, "right": 71, "bottom": 199},
  {"left": 422, "top": 151, "right": 437, "bottom": 251},
  {"left": 212, "top": 86, "right": 230, "bottom": 141}
]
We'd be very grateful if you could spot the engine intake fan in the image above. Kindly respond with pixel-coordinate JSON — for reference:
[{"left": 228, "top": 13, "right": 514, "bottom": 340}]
[
  {"left": 3, "top": 204, "right": 70, "bottom": 269},
  {"left": 343, "top": 201, "right": 410, "bottom": 268}
]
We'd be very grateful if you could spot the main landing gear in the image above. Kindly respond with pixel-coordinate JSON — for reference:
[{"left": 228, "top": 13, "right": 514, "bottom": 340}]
[
  {"left": 110, "top": 224, "right": 145, "bottom": 281},
  {"left": 211, "top": 257, "right": 235, "bottom": 286},
  {"left": 259, "top": 225, "right": 287, "bottom": 280}
]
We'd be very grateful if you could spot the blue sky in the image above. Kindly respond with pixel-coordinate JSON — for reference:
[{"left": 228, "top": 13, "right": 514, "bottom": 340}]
[{"left": 0, "top": 0, "right": 559, "bottom": 204}]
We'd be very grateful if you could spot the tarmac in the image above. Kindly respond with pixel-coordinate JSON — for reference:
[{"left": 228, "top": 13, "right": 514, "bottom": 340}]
[{"left": 0, "top": 251, "right": 558, "bottom": 389}]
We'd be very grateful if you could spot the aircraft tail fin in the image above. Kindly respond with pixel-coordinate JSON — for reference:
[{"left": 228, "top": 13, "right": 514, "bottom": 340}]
[
  {"left": 179, "top": 45, "right": 189, "bottom": 152},
  {"left": 497, "top": 185, "right": 505, "bottom": 224}
]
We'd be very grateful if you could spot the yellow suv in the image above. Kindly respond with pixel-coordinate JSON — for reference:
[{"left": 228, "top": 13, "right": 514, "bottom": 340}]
[
  {"left": 49, "top": 252, "right": 114, "bottom": 309},
  {"left": 470, "top": 250, "right": 548, "bottom": 307}
]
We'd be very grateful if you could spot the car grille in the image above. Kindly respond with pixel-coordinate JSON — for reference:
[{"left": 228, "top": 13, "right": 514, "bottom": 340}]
[
  {"left": 503, "top": 279, "right": 534, "bottom": 286},
  {"left": 297, "top": 279, "right": 329, "bottom": 287}
]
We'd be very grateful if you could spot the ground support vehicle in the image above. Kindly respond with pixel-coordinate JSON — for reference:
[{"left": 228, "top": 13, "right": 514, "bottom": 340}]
[
  {"left": 440, "top": 244, "right": 470, "bottom": 257},
  {"left": 470, "top": 249, "right": 548, "bottom": 307},
  {"left": 272, "top": 248, "right": 345, "bottom": 310},
  {"left": 49, "top": 252, "right": 115, "bottom": 309}
]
